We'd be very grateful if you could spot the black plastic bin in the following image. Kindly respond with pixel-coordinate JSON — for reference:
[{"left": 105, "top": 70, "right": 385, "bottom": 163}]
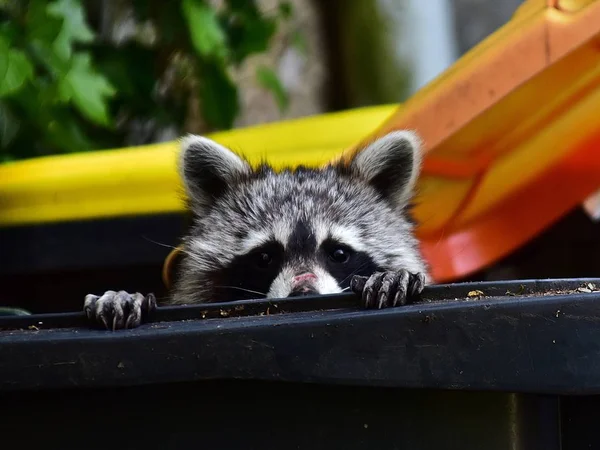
[{"left": 2, "top": 278, "right": 600, "bottom": 450}]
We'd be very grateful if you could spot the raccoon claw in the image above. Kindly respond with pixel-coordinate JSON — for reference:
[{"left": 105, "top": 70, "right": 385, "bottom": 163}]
[
  {"left": 83, "top": 290, "right": 156, "bottom": 330},
  {"left": 351, "top": 270, "right": 426, "bottom": 309}
]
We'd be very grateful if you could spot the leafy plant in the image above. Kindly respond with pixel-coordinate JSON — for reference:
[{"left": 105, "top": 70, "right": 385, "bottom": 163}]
[{"left": 0, "top": 0, "right": 293, "bottom": 162}]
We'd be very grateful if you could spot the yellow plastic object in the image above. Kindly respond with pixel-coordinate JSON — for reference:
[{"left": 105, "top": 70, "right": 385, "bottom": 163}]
[{"left": 0, "top": 105, "right": 396, "bottom": 226}]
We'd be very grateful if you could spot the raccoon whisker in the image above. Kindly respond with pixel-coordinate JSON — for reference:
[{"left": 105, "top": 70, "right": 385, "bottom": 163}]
[
  {"left": 338, "top": 262, "right": 372, "bottom": 285},
  {"left": 141, "top": 238, "right": 207, "bottom": 266},
  {"left": 156, "top": 246, "right": 207, "bottom": 271},
  {"left": 173, "top": 247, "right": 212, "bottom": 267},
  {"left": 142, "top": 236, "right": 180, "bottom": 250},
  {"left": 340, "top": 286, "right": 351, "bottom": 292},
  {"left": 213, "top": 286, "right": 267, "bottom": 296}
]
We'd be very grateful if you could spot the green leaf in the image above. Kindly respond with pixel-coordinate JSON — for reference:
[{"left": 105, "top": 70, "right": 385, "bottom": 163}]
[
  {"left": 46, "top": 0, "right": 94, "bottom": 60},
  {"left": 291, "top": 30, "right": 308, "bottom": 55},
  {"left": 182, "top": 0, "right": 228, "bottom": 61},
  {"left": 256, "top": 65, "right": 288, "bottom": 112},
  {"left": 0, "top": 36, "right": 34, "bottom": 97},
  {"left": 90, "top": 43, "right": 157, "bottom": 103},
  {"left": 25, "top": 2, "right": 70, "bottom": 80},
  {"left": 25, "top": 1, "right": 64, "bottom": 48},
  {"left": 228, "top": 17, "right": 276, "bottom": 63},
  {"left": 221, "top": 2, "right": 277, "bottom": 64},
  {"left": 57, "top": 53, "right": 116, "bottom": 125},
  {"left": 199, "top": 62, "right": 238, "bottom": 129},
  {"left": 0, "top": 102, "right": 20, "bottom": 148},
  {"left": 27, "top": 38, "right": 71, "bottom": 83},
  {"left": 279, "top": 2, "right": 293, "bottom": 19},
  {"left": 5, "top": 82, "right": 95, "bottom": 155},
  {"left": 0, "top": 21, "right": 20, "bottom": 44}
]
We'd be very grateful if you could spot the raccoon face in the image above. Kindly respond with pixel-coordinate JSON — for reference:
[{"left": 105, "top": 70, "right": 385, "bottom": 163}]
[{"left": 171, "top": 130, "right": 427, "bottom": 304}]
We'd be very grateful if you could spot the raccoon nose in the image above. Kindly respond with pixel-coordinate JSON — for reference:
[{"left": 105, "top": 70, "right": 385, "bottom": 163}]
[
  {"left": 290, "top": 272, "right": 318, "bottom": 297},
  {"left": 292, "top": 272, "right": 317, "bottom": 286}
]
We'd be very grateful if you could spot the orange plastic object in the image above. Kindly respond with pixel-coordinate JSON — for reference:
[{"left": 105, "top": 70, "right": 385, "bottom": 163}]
[{"left": 335, "top": 0, "right": 600, "bottom": 282}]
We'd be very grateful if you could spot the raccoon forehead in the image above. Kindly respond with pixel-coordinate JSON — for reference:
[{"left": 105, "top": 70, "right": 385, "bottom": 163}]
[
  {"left": 238, "top": 221, "right": 294, "bottom": 251},
  {"left": 248, "top": 176, "right": 339, "bottom": 203},
  {"left": 231, "top": 172, "right": 380, "bottom": 217}
]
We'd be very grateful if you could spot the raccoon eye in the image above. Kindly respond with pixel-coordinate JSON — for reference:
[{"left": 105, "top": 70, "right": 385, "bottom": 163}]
[
  {"left": 256, "top": 252, "right": 273, "bottom": 269},
  {"left": 330, "top": 247, "right": 350, "bottom": 264}
]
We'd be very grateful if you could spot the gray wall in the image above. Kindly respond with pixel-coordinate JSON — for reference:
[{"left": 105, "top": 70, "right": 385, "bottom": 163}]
[{"left": 450, "top": 0, "right": 525, "bottom": 55}]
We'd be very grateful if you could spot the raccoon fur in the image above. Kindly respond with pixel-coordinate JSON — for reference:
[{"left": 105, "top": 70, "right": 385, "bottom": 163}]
[{"left": 84, "top": 130, "right": 430, "bottom": 330}]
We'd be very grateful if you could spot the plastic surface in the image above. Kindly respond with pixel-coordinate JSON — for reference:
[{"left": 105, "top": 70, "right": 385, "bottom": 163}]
[{"left": 2, "top": 278, "right": 600, "bottom": 394}]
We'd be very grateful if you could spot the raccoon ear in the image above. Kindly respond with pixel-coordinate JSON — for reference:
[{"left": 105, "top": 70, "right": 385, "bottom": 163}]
[
  {"left": 179, "top": 134, "right": 251, "bottom": 209},
  {"left": 347, "top": 130, "right": 423, "bottom": 208}
]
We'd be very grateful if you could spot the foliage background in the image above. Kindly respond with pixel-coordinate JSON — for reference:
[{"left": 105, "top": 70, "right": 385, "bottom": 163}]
[{"left": 0, "top": 0, "right": 295, "bottom": 162}]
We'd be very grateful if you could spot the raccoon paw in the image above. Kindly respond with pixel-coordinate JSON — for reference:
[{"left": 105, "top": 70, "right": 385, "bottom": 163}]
[
  {"left": 350, "top": 270, "right": 426, "bottom": 309},
  {"left": 84, "top": 290, "right": 157, "bottom": 330}
]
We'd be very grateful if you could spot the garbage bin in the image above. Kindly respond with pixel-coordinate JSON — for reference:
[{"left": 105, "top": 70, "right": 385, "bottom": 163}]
[{"left": 1, "top": 278, "right": 600, "bottom": 449}]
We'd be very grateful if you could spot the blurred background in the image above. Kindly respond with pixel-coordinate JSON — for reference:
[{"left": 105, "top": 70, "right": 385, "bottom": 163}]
[
  {"left": 3, "top": 0, "right": 600, "bottom": 315},
  {"left": 0, "top": 0, "right": 523, "bottom": 162}
]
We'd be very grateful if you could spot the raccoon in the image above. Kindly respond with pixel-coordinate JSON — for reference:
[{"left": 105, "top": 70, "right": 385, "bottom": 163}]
[{"left": 84, "top": 130, "right": 430, "bottom": 330}]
